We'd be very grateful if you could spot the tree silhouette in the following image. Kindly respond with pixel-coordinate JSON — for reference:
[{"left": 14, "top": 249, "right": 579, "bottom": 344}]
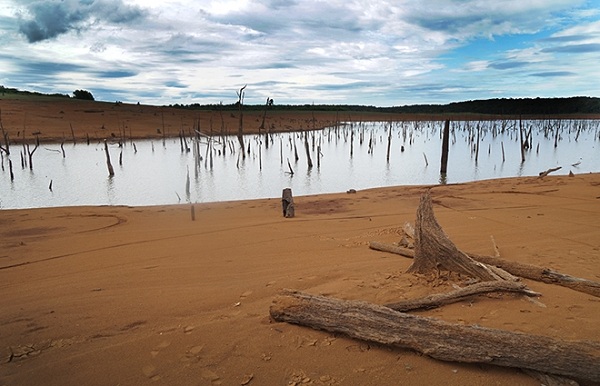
[{"left": 73, "top": 89, "right": 95, "bottom": 101}]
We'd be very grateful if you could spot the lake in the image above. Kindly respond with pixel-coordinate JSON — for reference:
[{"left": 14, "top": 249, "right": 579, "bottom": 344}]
[{"left": 1, "top": 120, "right": 599, "bottom": 209}]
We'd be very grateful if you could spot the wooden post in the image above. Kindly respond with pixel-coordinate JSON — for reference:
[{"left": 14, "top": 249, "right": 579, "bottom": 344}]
[
  {"left": 282, "top": 188, "right": 295, "bottom": 218},
  {"left": 440, "top": 120, "right": 450, "bottom": 174}
]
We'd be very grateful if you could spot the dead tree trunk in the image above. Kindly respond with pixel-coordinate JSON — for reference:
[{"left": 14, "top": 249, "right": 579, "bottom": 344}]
[
  {"left": 0, "top": 107, "right": 9, "bottom": 155},
  {"left": 236, "top": 85, "right": 247, "bottom": 159},
  {"left": 271, "top": 290, "right": 600, "bottom": 383},
  {"left": 440, "top": 119, "right": 450, "bottom": 174},
  {"left": 104, "top": 140, "right": 115, "bottom": 177},
  {"left": 282, "top": 188, "right": 295, "bottom": 218},
  {"left": 26, "top": 136, "right": 39, "bottom": 171},
  {"left": 386, "top": 123, "right": 392, "bottom": 163},
  {"left": 303, "top": 132, "right": 313, "bottom": 169},
  {"left": 408, "top": 191, "right": 509, "bottom": 281}
]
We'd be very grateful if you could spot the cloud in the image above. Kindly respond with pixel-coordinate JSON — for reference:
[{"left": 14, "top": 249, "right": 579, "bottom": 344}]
[
  {"left": 1, "top": 0, "right": 598, "bottom": 105},
  {"left": 20, "top": 59, "right": 88, "bottom": 74},
  {"left": 530, "top": 71, "right": 574, "bottom": 77},
  {"left": 165, "top": 80, "right": 187, "bottom": 89},
  {"left": 488, "top": 60, "right": 530, "bottom": 70},
  {"left": 96, "top": 70, "right": 138, "bottom": 79},
  {"left": 17, "top": 0, "right": 146, "bottom": 43},
  {"left": 405, "top": 0, "right": 580, "bottom": 40},
  {"left": 542, "top": 43, "right": 600, "bottom": 53}
]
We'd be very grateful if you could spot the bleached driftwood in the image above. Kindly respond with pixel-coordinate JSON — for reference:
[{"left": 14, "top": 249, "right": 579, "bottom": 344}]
[
  {"left": 469, "top": 253, "right": 600, "bottom": 298},
  {"left": 539, "top": 166, "right": 562, "bottom": 178},
  {"left": 384, "top": 281, "right": 540, "bottom": 312}
]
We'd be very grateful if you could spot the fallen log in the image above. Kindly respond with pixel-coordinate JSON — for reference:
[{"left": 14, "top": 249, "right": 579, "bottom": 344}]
[
  {"left": 523, "top": 370, "right": 579, "bottom": 386},
  {"left": 470, "top": 253, "right": 600, "bottom": 298},
  {"left": 369, "top": 241, "right": 414, "bottom": 257},
  {"left": 539, "top": 166, "right": 562, "bottom": 178},
  {"left": 270, "top": 290, "right": 600, "bottom": 383},
  {"left": 369, "top": 241, "right": 600, "bottom": 298},
  {"left": 384, "top": 281, "right": 540, "bottom": 312}
]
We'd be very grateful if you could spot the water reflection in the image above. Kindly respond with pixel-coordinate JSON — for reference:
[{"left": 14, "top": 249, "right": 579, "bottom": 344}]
[
  {"left": 106, "top": 175, "right": 115, "bottom": 205},
  {"left": 439, "top": 173, "right": 448, "bottom": 185},
  {"left": 1, "top": 120, "right": 599, "bottom": 209}
]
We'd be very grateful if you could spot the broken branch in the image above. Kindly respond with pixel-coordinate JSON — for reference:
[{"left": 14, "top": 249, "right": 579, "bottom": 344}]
[{"left": 384, "top": 281, "right": 540, "bottom": 312}]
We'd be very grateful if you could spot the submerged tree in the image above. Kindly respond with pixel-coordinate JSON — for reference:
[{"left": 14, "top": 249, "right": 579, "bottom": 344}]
[{"left": 236, "top": 85, "right": 247, "bottom": 159}]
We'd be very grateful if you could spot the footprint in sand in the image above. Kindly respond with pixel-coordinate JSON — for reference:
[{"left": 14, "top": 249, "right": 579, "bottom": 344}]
[
  {"left": 201, "top": 368, "right": 222, "bottom": 385},
  {"left": 150, "top": 340, "right": 171, "bottom": 358},
  {"left": 180, "top": 344, "right": 204, "bottom": 364},
  {"left": 142, "top": 365, "right": 160, "bottom": 381}
]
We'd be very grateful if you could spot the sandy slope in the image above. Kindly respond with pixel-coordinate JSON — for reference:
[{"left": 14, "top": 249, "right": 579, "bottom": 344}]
[
  {"left": 0, "top": 96, "right": 403, "bottom": 144},
  {"left": 1, "top": 174, "right": 599, "bottom": 385}
]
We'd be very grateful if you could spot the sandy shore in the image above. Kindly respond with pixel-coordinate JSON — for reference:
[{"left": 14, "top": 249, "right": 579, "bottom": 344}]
[
  {"left": 1, "top": 173, "right": 599, "bottom": 385},
  {"left": 0, "top": 96, "right": 406, "bottom": 144}
]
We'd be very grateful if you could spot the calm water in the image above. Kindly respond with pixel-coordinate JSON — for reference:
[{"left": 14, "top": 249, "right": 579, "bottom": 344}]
[{"left": 1, "top": 120, "right": 599, "bottom": 209}]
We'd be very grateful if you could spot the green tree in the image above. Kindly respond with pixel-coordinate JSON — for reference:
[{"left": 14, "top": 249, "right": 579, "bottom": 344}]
[{"left": 73, "top": 89, "right": 94, "bottom": 100}]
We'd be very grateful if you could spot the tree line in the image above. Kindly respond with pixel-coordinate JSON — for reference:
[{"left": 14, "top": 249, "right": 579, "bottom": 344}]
[
  {"left": 2, "top": 85, "right": 598, "bottom": 115},
  {"left": 171, "top": 97, "right": 600, "bottom": 115}
]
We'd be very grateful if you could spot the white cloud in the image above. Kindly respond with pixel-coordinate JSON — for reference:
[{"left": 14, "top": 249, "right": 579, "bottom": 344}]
[{"left": 1, "top": 0, "right": 598, "bottom": 105}]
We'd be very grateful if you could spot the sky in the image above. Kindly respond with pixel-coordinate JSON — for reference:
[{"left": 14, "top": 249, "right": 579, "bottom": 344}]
[{"left": 0, "top": 0, "right": 599, "bottom": 106}]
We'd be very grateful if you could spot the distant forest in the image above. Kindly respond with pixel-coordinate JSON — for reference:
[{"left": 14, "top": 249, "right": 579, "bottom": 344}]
[
  {"left": 173, "top": 96, "right": 600, "bottom": 115},
  {"left": 2, "top": 85, "right": 599, "bottom": 115}
]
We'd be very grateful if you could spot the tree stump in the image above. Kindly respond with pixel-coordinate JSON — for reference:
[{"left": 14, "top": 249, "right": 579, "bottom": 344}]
[
  {"left": 282, "top": 188, "right": 295, "bottom": 218},
  {"left": 408, "top": 191, "right": 509, "bottom": 281}
]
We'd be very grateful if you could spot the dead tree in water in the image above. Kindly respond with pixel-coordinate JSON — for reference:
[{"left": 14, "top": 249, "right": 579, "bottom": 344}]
[
  {"left": 26, "top": 135, "right": 39, "bottom": 170},
  {"left": 386, "top": 123, "right": 392, "bottom": 163},
  {"left": 0, "top": 108, "right": 9, "bottom": 155},
  {"left": 104, "top": 140, "right": 115, "bottom": 176},
  {"left": 236, "top": 85, "right": 247, "bottom": 159},
  {"left": 259, "top": 97, "right": 273, "bottom": 149},
  {"left": 303, "top": 131, "right": 313, "bottom": 169},
  {"left": 440, "top": 120, "right": 450, "bottom": 174},
  {"left": 519, "top": 117, "right": 526, "bottom": 163}
]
